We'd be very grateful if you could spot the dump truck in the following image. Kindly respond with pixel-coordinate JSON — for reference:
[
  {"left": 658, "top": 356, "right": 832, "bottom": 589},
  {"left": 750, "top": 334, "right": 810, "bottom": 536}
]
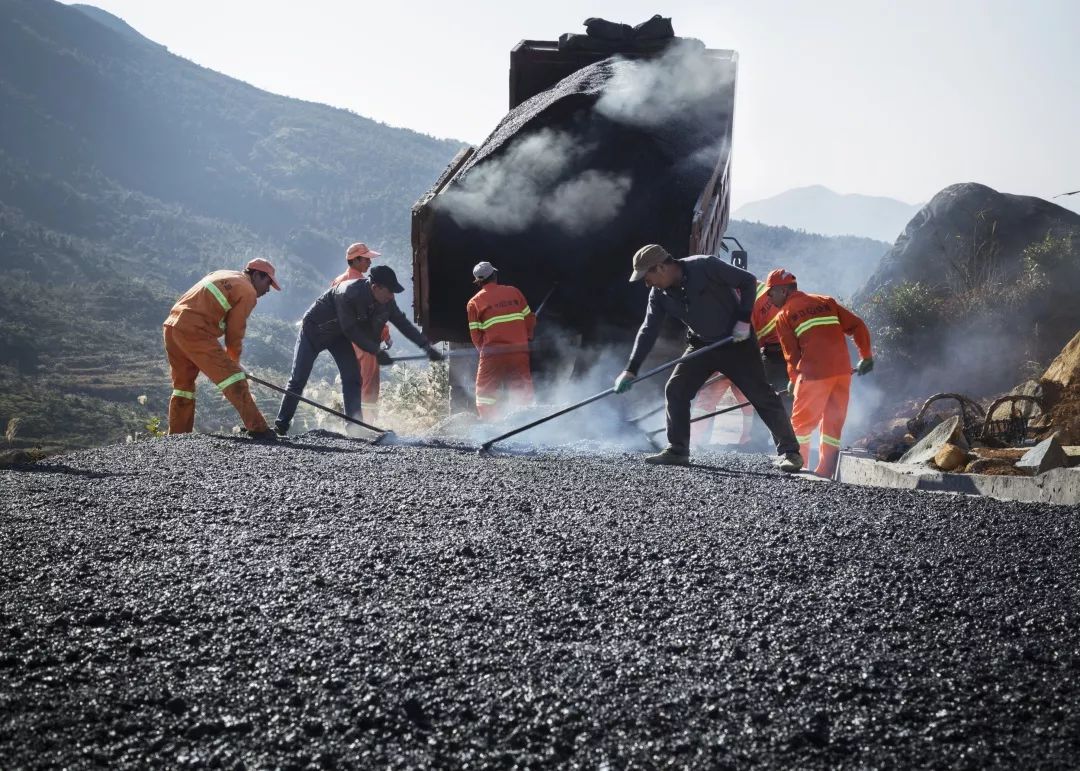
[{"left": 411, "top": 20, "right": 744, "bottom": 410}]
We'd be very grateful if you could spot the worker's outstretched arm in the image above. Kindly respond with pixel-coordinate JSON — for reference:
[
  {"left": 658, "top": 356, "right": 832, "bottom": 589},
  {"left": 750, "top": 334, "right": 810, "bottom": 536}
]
[
  {"left": 522, "top": 290, "right": 537, "bottom": 341},
  {"left": 625, "top": 290, "right": 666, "bottom": 375},
  {"left": 837, "top": 301, "right": 873, "bottom": 360},
  {"left": 223, "top": 294, "right": 256, "bottom": 363},
  {"left": 387, "top": 303, "right": 434, "bottom": 350},
  {"left": 774, "top": 313, "right": 801, "bottom": 384}
]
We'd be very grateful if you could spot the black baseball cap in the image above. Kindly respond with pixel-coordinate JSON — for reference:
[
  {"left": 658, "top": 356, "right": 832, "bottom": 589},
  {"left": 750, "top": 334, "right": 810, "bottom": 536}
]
[{"left": 369, "top": 264, "right": 405, "bottom": 293}]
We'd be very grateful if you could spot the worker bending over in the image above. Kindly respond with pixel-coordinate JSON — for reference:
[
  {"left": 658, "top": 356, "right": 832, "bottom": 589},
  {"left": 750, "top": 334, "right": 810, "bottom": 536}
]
[
  {"left": 467, "top": 261, "right": 535, "bottom": 420},
  {"left": 274, "top": 265, "right": 444, "bottom": 435},
  {"left": 163, "top": 259, "right": 280, "bottom": 440},
  {"left": 331, "top": 242, "right": 393, "bottom": 421},
  {"left": 766, "top": 269, "right": 873, "bottom": 478},
  {"left": 615, "top": 244, "right": 802, "bottom": 471}
]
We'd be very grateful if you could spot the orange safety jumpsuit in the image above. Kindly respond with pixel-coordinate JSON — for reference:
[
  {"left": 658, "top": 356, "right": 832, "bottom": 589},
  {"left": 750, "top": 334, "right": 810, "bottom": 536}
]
[
  {"left": 163, "top": 270, "right": 268, "bottom": 434},
  {"left": 774, "top": 290, "right": 872, "bottom": 477},
  {"left": 331, "top": 266, "right": 391, "bottom": 419},
  {"left": 691, "top": 375, "right": 752, "bottom": 447},
  {"left": 467, "top": 283, "right": 535, "bottom": 420}
]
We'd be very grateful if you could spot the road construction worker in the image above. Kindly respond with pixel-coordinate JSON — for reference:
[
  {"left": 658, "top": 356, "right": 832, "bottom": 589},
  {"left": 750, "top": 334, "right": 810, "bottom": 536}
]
[
  {"left": 691, "top": 376, "right": 753, "bottom": 448},
  {"left": 274, "top": 265, "right": 444, "bottom": 435},
  {"left": 163, "top": 258, "right": 280, "bottom": 440},
  {"left": 331, "top": 242, "right": 393, "bottom": 421},
  {"left": 467, "top": 261, "right": 535, "bottom": 421},
  {"left": 766, "top": 268, "right": 874, "bottom": 478},
  {"left": 752, "top": 279, "right": 791, "bottom": 407},
  {"left": 614, "top": 244, "right": 802, "bottom": 471}
]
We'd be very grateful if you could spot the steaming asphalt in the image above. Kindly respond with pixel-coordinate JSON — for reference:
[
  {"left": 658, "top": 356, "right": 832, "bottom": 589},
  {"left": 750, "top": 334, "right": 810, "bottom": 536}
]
[{"left": 2, "top": 430, "right": 1078, "bottom": 768}]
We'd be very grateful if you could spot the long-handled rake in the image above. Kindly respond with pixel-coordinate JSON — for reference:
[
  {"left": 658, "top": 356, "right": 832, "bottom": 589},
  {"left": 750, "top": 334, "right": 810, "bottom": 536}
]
[
  {"left": 246, "top": 373, "right": 394, "bottom": 443},
  {"left": 478, "top": 337, "right": 734, "bottom": 453}
]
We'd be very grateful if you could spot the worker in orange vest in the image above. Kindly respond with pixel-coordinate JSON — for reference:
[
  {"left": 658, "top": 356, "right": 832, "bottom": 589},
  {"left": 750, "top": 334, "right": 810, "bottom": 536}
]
[
  {"left": 751, "top": 279, "right": 791, "bottom": 410},
  {"left": 767, "top": 268, "right": 873, "bottom": 478},
  {"left": 467, "top": 261, "right": 535, "bottom": 420},
  {"left": 331, "top": 242, "right": 392, "bottom": 420},
  {"left": 163, "top": 258, "right": 280, "bottom": 440}
]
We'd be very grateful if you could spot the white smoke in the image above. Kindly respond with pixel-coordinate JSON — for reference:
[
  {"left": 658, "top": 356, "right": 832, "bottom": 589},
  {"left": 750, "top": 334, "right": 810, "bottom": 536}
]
[
  {"left": 595, "top": 39, "right": 736, "bottom": 130},
  {"left": 438, "top": 128, "right": 632, "bottom": 235}
]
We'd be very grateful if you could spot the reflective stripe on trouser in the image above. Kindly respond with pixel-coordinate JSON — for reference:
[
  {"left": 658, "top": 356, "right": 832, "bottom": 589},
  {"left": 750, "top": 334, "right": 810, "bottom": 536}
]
[
  {"left": 690, "top": 376, "right": 752, "bottom": 446},
  {"left": 163, "top": 325, "right": 268, "bottom": 434},
  {"left": 475, "top": 351, "right": 533, "bottom": 421},
  {"left": 790, "top": 373, "right": 851, "bottom": 478}
]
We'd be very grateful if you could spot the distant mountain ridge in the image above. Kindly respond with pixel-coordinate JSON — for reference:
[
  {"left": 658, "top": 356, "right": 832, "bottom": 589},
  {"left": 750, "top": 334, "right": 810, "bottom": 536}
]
[{"left": 734, "top": 185, "right": 921, "bottom": 243}]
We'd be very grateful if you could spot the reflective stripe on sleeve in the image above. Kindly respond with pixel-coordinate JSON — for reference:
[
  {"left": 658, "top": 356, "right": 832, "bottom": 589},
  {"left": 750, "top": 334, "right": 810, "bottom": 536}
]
[
  {"left": 755, "top": 282, "right": 768, "bottom": 300},
  {"left": 757, "top": 317, "right": 778, "bottom": 338},
  {"left": 216, "top": 372, "right": 246, "bottom": 390},
  {"left": 794, "top": 315, "right": 840, "bottom": 337},
  {"left": 476, "top": 311, "right": 529, "bottom": 330},
  {"left": 468, "top": 322, "right": 481, "bottom": 330},
  {"left": 201, "top": 279, "right": 232, "bottom": 312},
  {"left": 172, "top": 389, "right": 195, "bottom": 400},
  {"left": 475, "top": 396, "right": 498, "bottom": 405}
]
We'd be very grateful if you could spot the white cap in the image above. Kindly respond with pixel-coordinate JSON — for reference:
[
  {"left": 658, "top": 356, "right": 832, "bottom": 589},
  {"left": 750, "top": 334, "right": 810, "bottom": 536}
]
[{"left": 472, "top": 261, "right": 496, "bottom": 283}]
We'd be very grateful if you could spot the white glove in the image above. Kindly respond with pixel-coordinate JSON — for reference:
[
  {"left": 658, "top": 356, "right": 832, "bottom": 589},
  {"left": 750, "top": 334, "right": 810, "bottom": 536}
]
[
  {"left": 732, "top": 321, "right": 751, "bottom": 342},
  {"left": 614, "top": 372, "right": 634, "bottom": 394}
]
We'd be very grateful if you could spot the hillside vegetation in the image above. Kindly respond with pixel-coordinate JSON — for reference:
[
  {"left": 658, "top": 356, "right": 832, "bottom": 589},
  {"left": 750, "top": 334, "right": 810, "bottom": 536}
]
[{"left": 0, "top": 2, "right": 898, "bottom": 448}]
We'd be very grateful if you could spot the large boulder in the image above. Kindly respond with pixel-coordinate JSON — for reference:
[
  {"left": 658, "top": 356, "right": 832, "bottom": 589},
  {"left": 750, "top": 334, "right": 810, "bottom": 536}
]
[
  {"left": 857, "top": 183, "right": 1080, "bottom": 301},
  {"left": 1042, "top": 329, "right": 1080, "bottom": 390}
]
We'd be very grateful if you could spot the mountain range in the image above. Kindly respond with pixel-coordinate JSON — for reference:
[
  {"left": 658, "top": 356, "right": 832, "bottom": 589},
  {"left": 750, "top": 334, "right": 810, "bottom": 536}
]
[
  {"left": 734, "top": 185, "right": 922, "bottom": 243},
  {"left": 0, "top": 1, "right": 893, "bottom": 447}
]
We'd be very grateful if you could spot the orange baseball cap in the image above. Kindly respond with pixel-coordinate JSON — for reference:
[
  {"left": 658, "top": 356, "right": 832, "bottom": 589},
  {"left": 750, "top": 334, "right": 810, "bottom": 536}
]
[
  {"left": 245, "top": 258, "right": 281, "bottom": 290},
  {"left": 764, "top": 268, "right": 797, "bottom": 288},
  {"left": 346, "top": 242, "right": 380, "bottom": 262}
]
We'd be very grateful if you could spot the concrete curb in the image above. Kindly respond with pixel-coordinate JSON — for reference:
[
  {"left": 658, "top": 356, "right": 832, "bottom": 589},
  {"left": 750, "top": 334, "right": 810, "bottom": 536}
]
[{"left": 836, "top": 453, "right": 1080, "bottom": 506}]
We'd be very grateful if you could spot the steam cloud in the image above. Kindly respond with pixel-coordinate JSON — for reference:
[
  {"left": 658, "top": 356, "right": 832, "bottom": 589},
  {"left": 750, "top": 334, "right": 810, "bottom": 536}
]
[
  {"left": 438, "top": 39, "right": 734, "bottom": 236},
  {"left": 438, "top": 129, "right": 632, "bottom": 235}
]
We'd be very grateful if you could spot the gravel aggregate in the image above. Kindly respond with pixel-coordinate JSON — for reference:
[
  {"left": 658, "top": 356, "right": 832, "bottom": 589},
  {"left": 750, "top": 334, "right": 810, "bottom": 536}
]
[{"left": 2, "top": 430, "right": 1079, "bottom": 768}]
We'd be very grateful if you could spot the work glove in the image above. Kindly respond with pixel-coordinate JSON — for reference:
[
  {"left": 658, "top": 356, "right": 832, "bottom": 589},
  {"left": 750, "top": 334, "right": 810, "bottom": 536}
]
[
  {"left": 856, "top": 357, "right": 874, "bottom": 376},
  {"left": 376, "top": 350, "right": 394, "bottom": 366},
  {"left": 786, "top": 380, "right": 795, "bottom": 396},
  {"left": 614, "top": 372, "right": 635, "bottom": 394},
  {"left": 731, "top": 320, "right": 752, "bottom": 342},
  {"left": 383, "top": 338, "right": 393, "bottom": 350},
  {"left": 425, "top": 345, "right": 445, "bottom": 363}
]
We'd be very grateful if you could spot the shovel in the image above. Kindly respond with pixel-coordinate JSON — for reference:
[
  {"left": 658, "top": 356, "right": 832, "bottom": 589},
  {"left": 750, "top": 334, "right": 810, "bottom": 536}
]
[
  {"left": 479, "top": 337, "right": 734, "bottom": 453},
  {"left": 246, "top": 373, "right": 394, "bottom": 443}
]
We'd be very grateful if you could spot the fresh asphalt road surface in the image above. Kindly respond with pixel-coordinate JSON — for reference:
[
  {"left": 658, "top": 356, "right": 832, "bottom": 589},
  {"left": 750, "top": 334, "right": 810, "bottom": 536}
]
[{"left": 1, "top": 431, "right": 1078, "bottom": 768}]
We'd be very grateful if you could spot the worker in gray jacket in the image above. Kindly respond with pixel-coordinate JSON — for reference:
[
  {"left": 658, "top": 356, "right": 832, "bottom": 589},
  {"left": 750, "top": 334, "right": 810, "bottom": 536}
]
[
  {"left": 615, "top": 244, "right": 803, "bottom": 471},
  {"left": 274, "top": 264, "right": 443, "bottom": 435}
]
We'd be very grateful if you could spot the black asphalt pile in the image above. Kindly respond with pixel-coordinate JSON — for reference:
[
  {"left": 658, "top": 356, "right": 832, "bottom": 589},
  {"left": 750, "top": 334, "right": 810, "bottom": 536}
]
[{"left": 2, "top": 431, "right": 1079, "bottom": 768}]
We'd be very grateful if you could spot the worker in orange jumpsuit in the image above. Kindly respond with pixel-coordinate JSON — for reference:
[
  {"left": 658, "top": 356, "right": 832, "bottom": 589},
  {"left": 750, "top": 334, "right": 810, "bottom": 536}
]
[
  {"left": 467, "top": 261, "right": 535, "bottom": 420},
  {"left": 752, "top": 279, "right": 791, "bottom": 408},
  {"left": 767, "top": 269, "right": 873, "bottom": 478},
  {"left": 163, "top": 258, "right": 280, "bottom": 439},
  {"left": 331, "top": 242, "right": 392, "bottom": 420}
]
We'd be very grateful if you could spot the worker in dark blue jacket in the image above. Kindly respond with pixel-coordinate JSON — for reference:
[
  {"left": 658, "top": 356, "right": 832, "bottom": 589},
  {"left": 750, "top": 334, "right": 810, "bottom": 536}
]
[
  {"left": 274, "top": 265, "right": 443, "bottom": 435},
  {"left": 615, "top": 244, "right": 802, "bottom": 471}
]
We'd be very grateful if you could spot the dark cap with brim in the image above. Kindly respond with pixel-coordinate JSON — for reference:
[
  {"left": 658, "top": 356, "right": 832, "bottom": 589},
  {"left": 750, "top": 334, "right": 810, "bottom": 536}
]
[
  {"left": 629, "top": 244, "right": 670, "bottom": 282},
  {"left": 369, "top": 264, "right": 405, "bottom": 293}
]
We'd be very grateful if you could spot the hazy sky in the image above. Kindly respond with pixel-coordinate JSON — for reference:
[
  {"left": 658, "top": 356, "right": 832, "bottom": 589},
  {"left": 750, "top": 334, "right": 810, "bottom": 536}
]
[{"left": 66, "top": 0, "right": 1080, "bottom": 211}]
